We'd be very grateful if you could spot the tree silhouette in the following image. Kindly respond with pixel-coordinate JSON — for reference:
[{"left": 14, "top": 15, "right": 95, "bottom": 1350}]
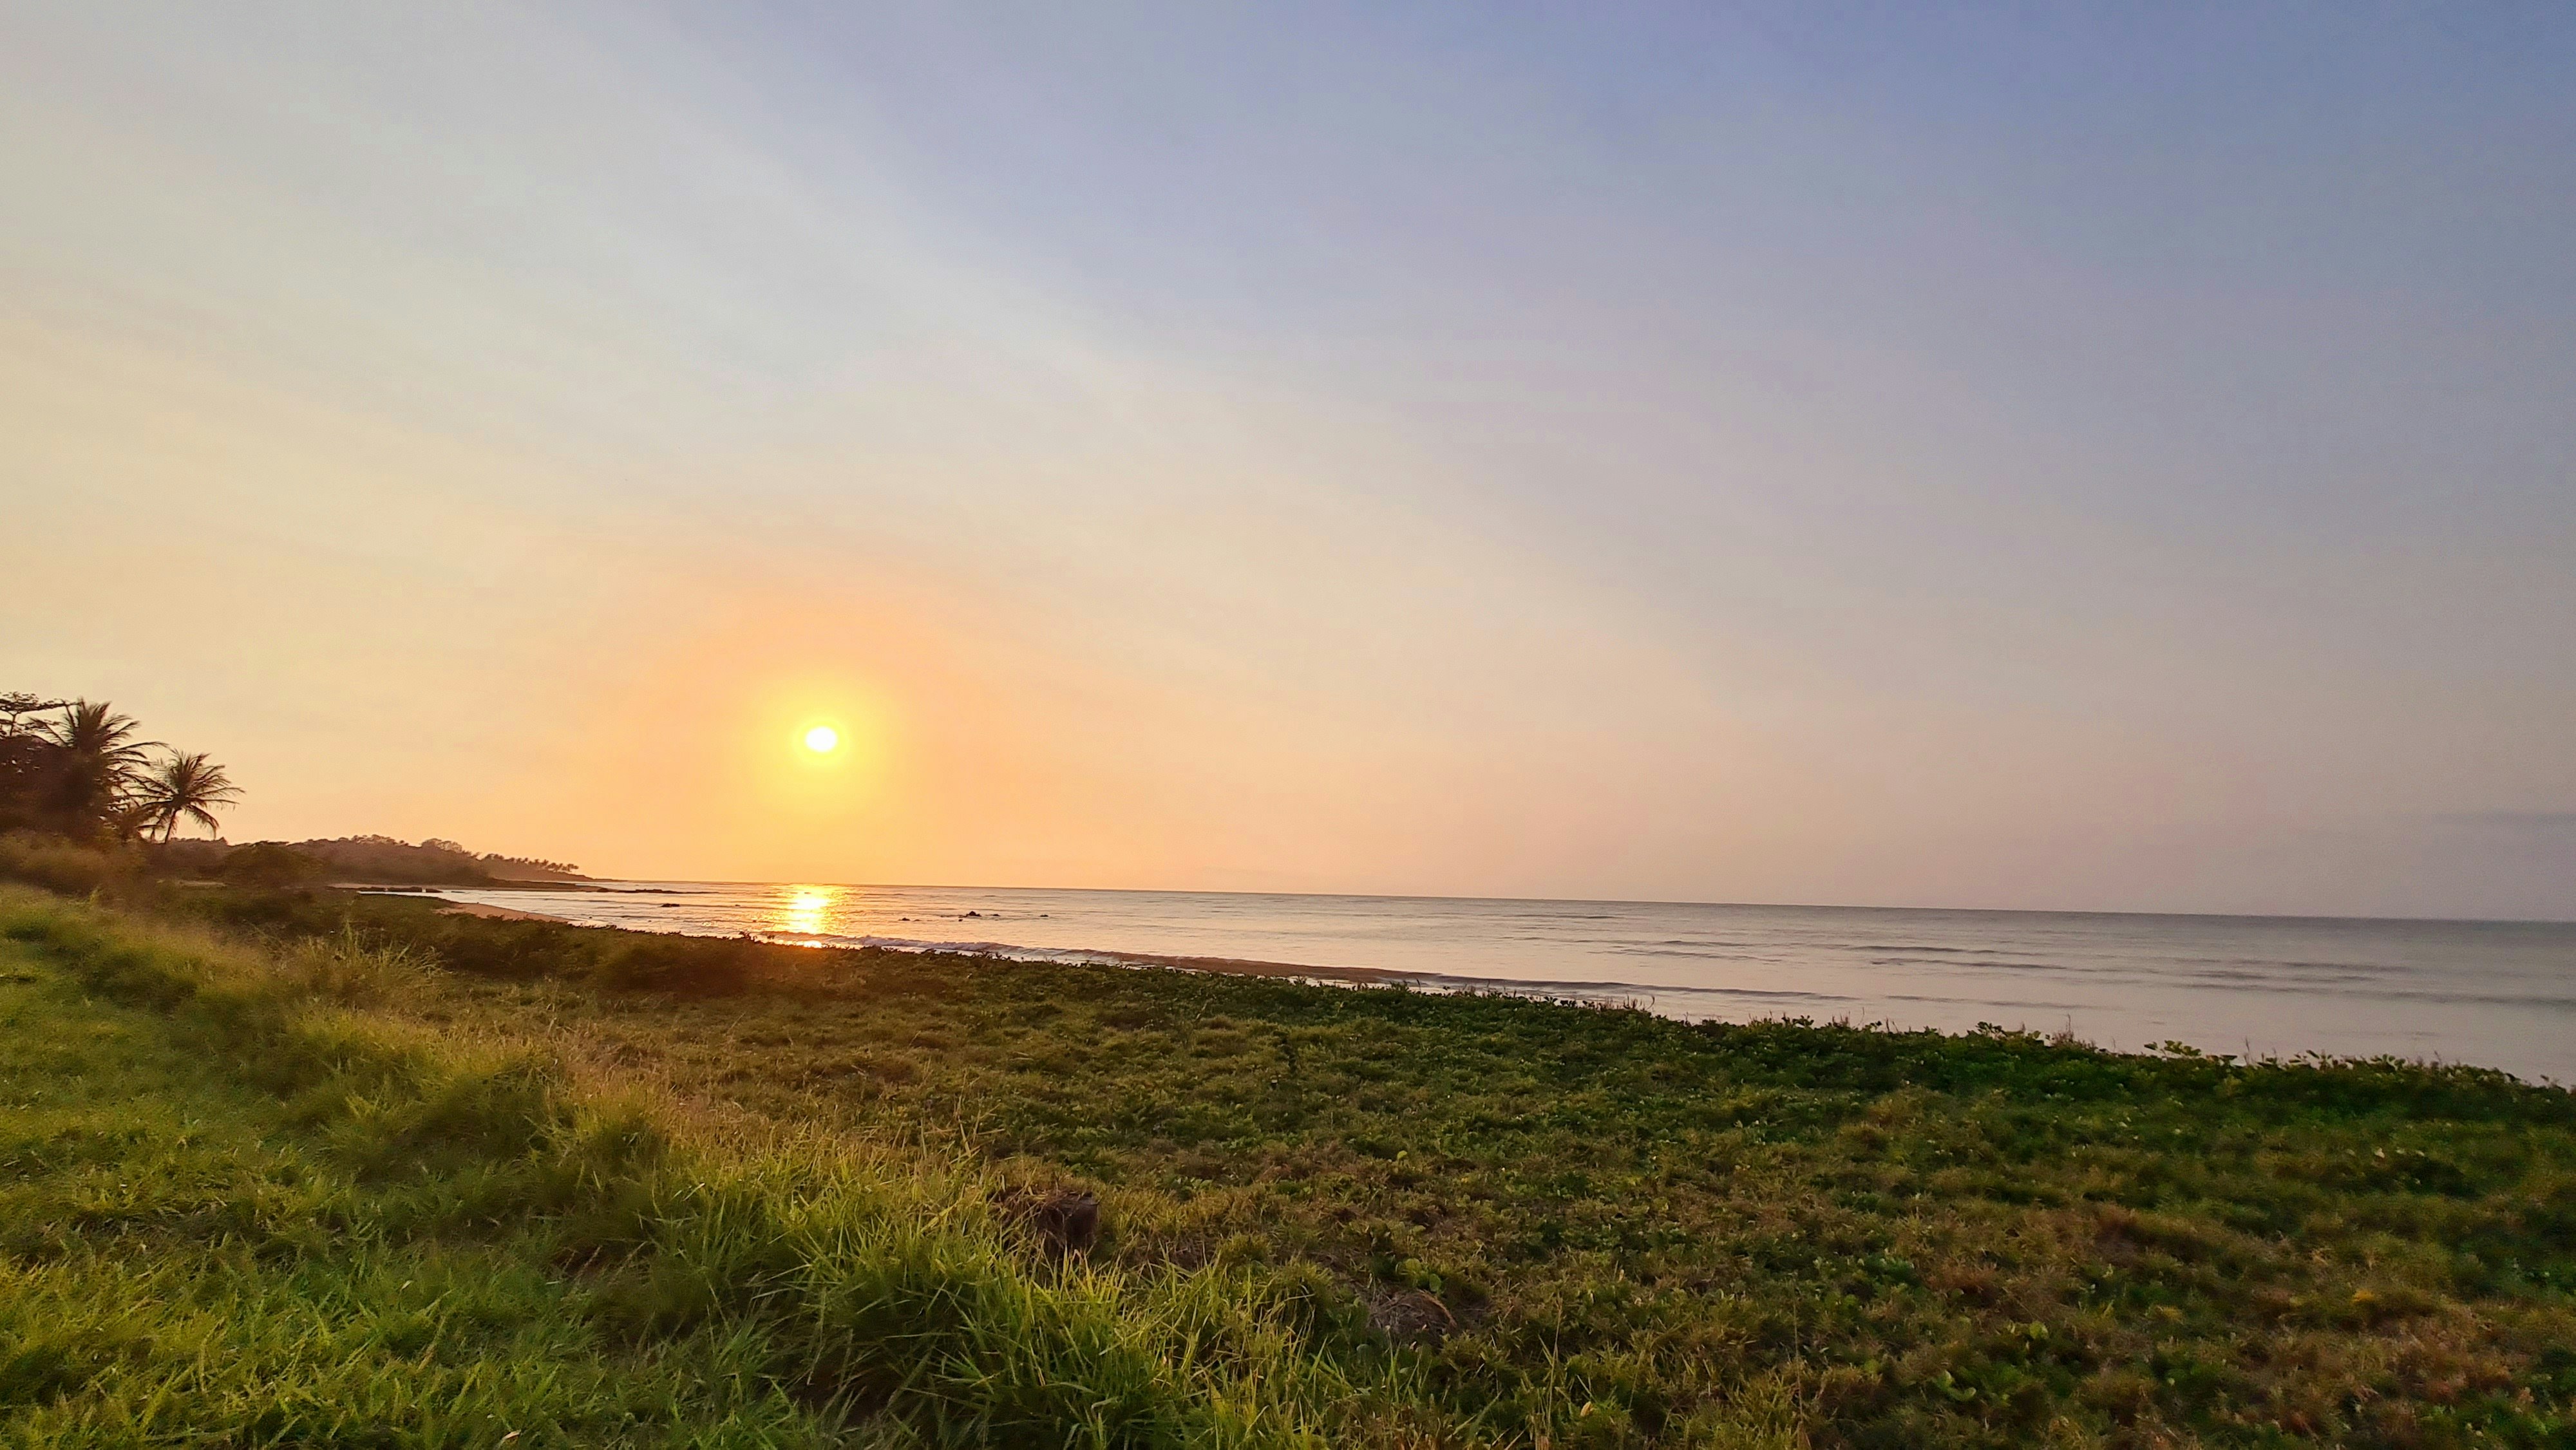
[
  {"left": 1, "top": 697, "right": 244, "bottom": 845},
  {"left": 137, "top": 751, "right": 243, "bottom": 842},
  {"left": 37, "top": 701, "right": 157, "bottom": 839}
]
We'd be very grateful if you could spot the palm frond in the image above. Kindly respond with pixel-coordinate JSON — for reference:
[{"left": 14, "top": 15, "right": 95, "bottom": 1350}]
[{"left": 138, "top": 750, "right": 243, "bottom": 841}]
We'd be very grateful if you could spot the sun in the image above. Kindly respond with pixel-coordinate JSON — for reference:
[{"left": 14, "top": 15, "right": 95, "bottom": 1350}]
[{"left": 802, "top": 724, "right": 840, "bottom": 754}]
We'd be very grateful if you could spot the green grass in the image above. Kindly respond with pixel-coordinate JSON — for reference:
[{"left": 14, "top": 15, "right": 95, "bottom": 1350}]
[
  {"left": 0, "top": 892, "right": 1444, "bottom": 1447},
  {"left": 7, "top": 881, "right": 2576, "bottom": 1446},
  {"left": 0, "top": 915, "right": 824, "bottom": 1444}
]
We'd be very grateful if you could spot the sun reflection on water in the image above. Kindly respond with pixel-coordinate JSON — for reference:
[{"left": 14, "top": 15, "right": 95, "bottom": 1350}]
[{"left": 776, "top": 885, "right": 838, "bottom": 937}]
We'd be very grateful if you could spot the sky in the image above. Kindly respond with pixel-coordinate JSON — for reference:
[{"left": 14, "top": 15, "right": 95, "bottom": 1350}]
[{"left": 3, "top": 3, "right": 2571, "bottom": 918}]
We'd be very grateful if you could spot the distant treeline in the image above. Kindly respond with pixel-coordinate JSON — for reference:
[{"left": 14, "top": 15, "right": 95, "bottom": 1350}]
[
  {"left": 1, "top": 692, "right": 582, "bottom": 889},
  {"left": 156, "top": 834, "right": 587, "bottom": 887}
]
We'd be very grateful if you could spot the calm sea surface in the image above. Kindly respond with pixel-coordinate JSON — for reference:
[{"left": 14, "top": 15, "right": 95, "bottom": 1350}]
[{"left": 428, "top": 882, "right": 2576, "bottom": 1082}]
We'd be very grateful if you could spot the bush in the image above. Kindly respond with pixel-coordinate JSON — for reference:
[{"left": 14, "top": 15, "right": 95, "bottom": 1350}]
[
  {"left": 592, "top": 932, "right": 759, "bottom": 995},
  {"left": 276, "top": 925, "right": 434, "bottom": 1006},
  {"left": 218, "top": 842, "right": 327, "bottom": 888},
  {"left": 0, "top": 831, "right": 135, "bottom": 896}
]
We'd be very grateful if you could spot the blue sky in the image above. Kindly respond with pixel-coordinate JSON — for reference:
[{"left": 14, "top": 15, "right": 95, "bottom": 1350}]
[{"left": 3, "top": 3, "right": 2571, "bottom": 915}]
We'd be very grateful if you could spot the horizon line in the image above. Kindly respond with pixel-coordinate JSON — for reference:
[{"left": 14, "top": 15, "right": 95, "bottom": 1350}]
[{"left": 464, "top": 874, "right": 2576, "bottom": 930}]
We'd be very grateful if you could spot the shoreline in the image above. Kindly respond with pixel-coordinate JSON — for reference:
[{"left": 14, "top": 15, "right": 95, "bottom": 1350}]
[
  {"left": 401, "top": 887, "right": 2564, "bottom": 1080},
  {"left": 346, "top": 879, "right": 605, "bottom": 894},
  {"left": 425, "top": 892, "right": 1674, "bottom": 1004},
  {"left": 433, "top": 898, "right": 562, "bottom": 923}
]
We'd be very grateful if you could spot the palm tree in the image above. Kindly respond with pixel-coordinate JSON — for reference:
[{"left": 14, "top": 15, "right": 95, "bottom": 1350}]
[
  {"left": 136, "top": 751, "right": 243, "bottom": 842},
  {"left": 38, "top": 700, "right": 156, "bottom": 840}
]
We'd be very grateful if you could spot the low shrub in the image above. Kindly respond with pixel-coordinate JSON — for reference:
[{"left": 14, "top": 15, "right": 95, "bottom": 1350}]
[
  {"left": 217, "top": 841, "right": 328, "bottom": 887},
  {"left": 591, "top": 931, "right": 759, "bottom": 995},
  {"left": 274, "top": 924, "right": 435, "bottom": 1005},
  {"left": 0, "top": 831, "right": 135, "bottom": 896}
]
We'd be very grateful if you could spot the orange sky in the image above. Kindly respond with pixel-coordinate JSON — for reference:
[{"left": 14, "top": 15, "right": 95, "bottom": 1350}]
[{"left": 5, "top": 7, "right": 2571, "bottom": 917}]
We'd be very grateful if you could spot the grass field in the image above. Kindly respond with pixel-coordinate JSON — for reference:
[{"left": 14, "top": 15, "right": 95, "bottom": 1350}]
[{"left": 5, "top": 881, "right": 2574, "bottom": 1446}]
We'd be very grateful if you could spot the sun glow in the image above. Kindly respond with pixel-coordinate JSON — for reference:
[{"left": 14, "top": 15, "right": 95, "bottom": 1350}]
[
  {"left": 802, "top": 724, "right": 840, "bottom": 753},
  {"left": 777, "top": 885, "right": 836, "bottom": 936}
]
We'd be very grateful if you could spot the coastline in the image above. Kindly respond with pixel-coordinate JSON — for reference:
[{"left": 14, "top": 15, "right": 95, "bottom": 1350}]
[
  {"left": 435, "top": 893, "right": 1676, "bottom": 1004},
  {"left": 433, "top": 898, "right": 560, "bottom": 923},
  {"left": 415, "top": 882, "right": 2576, "bottom": 1080}
]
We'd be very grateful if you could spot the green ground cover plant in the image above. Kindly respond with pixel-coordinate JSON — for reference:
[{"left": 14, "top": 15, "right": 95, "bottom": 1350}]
[
  {"left": 0, "top": 891, "right": 1430, "bottom": 1447},
  {"left": 5, "top": 875, "right": 2574, "bottom": 1446}
]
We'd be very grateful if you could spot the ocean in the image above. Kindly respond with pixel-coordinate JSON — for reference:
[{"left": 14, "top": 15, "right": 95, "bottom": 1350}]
[{"left": 426, "top": 881, "right": 2576, "bottom": 1082}]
